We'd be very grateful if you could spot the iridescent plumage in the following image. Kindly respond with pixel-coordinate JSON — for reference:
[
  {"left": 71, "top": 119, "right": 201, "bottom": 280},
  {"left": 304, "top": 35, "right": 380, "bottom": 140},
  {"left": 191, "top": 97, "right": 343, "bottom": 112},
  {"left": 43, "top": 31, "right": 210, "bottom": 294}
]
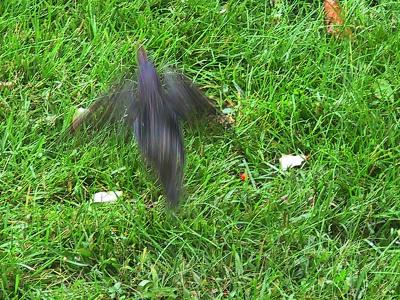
[{"left": 70, "top": 47, "right": 216, "bottom": 206}]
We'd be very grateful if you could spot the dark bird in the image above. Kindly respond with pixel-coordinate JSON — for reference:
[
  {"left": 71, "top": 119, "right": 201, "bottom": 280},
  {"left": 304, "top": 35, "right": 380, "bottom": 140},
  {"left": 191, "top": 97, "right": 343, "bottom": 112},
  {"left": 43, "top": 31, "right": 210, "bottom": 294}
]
[{"left": 70, "top": 47, "right": 217, "bottom": 207}]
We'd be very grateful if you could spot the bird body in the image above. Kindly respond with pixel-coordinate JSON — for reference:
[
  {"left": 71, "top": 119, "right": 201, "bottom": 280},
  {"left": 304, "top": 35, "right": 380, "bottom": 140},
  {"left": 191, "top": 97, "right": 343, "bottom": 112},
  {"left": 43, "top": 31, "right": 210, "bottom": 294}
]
[{"left": 71, "top": 47, "right": 217, "bottom": 206}]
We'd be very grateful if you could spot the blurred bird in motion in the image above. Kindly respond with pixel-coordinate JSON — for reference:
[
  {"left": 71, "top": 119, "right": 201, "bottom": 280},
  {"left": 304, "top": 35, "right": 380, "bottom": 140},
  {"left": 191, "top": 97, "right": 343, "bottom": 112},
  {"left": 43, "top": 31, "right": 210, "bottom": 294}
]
[{"left": 70, "top": 47, "right": 217, "bottom": 207}]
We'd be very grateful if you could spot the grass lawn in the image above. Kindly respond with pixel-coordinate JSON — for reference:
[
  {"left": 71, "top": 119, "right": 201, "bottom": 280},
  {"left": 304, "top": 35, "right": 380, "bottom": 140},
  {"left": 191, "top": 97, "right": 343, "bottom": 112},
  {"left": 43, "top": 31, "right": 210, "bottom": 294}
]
[{"left": 1, "top": 0, "right": 399, "bottom": 299}]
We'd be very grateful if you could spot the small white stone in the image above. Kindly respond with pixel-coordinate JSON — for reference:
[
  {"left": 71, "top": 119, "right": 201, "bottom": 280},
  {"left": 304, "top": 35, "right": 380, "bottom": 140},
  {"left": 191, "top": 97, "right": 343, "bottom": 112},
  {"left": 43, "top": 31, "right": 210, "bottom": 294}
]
[
  {"left": 93, "top": 191, "right": 123, "bottom": 203},
  {"left": 279, "top": 154, "right": 306, "bottom": 171}
]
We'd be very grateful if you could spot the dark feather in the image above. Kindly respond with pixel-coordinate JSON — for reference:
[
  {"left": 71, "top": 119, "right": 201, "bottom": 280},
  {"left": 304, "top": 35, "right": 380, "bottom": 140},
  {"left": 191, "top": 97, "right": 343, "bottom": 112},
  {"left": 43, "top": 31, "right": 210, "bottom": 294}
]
[
  {"left": 69, "top": 80, "right": 138, "bottom": 133},
  {"left": 69, "top": 47, "right": 218, "bottom": 207},
  {"left": 134, "top": 47, "right": 184, "bottom": 206},
  {"left": 164, "top": 71, "right": 217, "bottom": 121}
]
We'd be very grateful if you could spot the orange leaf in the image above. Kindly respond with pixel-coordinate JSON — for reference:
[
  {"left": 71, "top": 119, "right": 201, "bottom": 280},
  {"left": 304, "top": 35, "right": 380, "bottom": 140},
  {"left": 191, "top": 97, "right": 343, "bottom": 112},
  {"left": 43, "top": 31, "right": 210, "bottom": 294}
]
[
  {"left": 239, "top": 173, "right": 247, "bottom": 181},
  {"left": 324, "top": 0, "right": 352, "bottom": 37}
]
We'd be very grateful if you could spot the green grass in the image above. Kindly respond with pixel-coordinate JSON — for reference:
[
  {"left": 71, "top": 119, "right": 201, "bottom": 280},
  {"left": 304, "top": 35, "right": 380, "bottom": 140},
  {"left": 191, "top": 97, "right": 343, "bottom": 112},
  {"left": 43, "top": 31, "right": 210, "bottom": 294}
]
[{"left": 1, "top": 0, "right": 399, "bottom": 298}]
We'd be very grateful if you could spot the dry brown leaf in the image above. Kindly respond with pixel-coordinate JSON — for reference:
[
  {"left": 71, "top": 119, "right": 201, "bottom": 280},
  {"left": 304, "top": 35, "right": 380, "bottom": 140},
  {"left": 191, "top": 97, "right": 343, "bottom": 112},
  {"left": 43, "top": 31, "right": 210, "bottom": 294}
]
[
  {"left": 216, "top": 114, "right": 235, "bottom": 127},
  {"left": 324, "top": 0, "right": 352, "bottom": 37},
  {"left": 0, "top": 81, "right": 15, "bottom": 89}
]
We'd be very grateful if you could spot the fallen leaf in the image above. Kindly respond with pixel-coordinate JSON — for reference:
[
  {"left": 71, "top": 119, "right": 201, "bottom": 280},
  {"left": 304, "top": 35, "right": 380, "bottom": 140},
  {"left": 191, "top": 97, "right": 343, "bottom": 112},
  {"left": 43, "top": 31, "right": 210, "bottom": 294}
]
[
  {"left": 138, "top": 279, "right": 152, "bottom": 288},
  {"left": 279, "top": 154, "right": 306, "bottom": 171},
  {"left": 45, "top": 115, "right": 57, "bottom": 126},
  {"left": 92, "top": 191, "right": 123, "bottom": 203},
  {"left": 280, "top": 194, "right": 289, "bottom": 202},
  {"left": 0, "top": 81, "right": 15, "bottom": 89},
  {"left": 373, "top": 78, "right": 394, "bottom": 102},
  {"left": 67, "top": 180, "right": 72, "bottom": 193},
  {"left": 324, "top": 0, "right": 352, "bottom": 37},
  {"left": 219, "top": 4, "right": 227, "bottom": 14},
  {"left": 216, "top": 114, "right": 235, "bottom": 126},
  {"left": 111, "top": 166, "right": 127, "bottom": 175},
  {"left": 218, "top": 105, "right": 236, "bottom": 126},
  {"left": 239, "top": 173, "right": 247, "bottom": 181},
  {"left": 222, "top": 107, "right": 235, "bottom": 114},
  {"left": 309, "top": 194, "right": 316, "bottom": 207},
  {"left": 270, "top": 0, "right": 281, "bottom": 6},
  {"left": 224, "top": 99, "right": 235, "bottom": 107},
  {"left": 223, "top": 289, "right": 229, "bottom": 297}
]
